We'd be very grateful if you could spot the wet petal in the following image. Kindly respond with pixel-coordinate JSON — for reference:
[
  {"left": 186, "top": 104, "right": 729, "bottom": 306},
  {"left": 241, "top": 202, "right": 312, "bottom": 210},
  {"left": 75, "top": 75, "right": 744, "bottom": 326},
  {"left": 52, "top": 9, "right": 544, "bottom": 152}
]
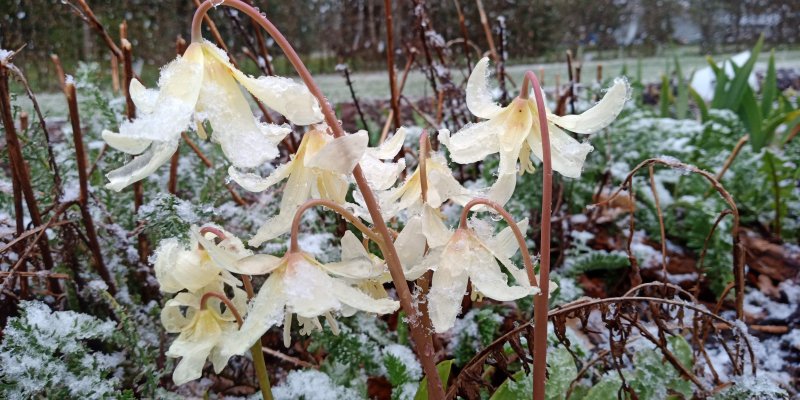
[
  {"left": 485, "top": 218, "right": 529, "bottom": 260},
  {"left": 250, "top": 209, "right": 295, "bottom": 247},
  {"left": 467, "top": 247, "right": 533, "bottom": 301},
  {"left": 283, "top": 259, "right": 341, "bottom": 318},
  {"left": 360, "top": 153, "right": 405, "bottom": 191},
  {"left": 547, "top": 77, "right": 629, "bottom": 134},
  {"left": 320, "top": 232, "right": 382, "bottom": 279},
  {"left": 222, "top": 274, "right": 286, "bottom": 357},
  {"left": 330, "top": 278, "right": 399, "bottom": 314},
  {"left": 373, "top": 127, "right": 406, "bottom": 159},
  {"left": 527, "top": 122, "right": 593, "bottom": 178},
  {"left": 395, "top": 216, "right": 427, "bottom": 278},
  {"left": 466, "top": 57, "right": 504, "bottom": 119},
  {"left": 421, "top": 205, "right": 451, "bottom": 248},
  {"left": 473, "top": 172, "right": 517, "bottom": 208},
  {"left": 233, "top": 254, "right": 284, "bottom": 275},
  {"left": 228, "top": 160, "right": 294, "bottom": 193},
  {"left": 305, "top": 130, "right": 368, "bottom": 174},
  {"left": 196, "top": 52, "right": 280, "bottom": 168},
  {"left": 102, "top": 129, "right": 151, "bottom": 155},
  {"left": 427, "top": 247, "right": 470, "bottom": 332},
  {"left": 438, "top": 123, "right": 498, "bottom": 165},
  {"left": 105, "top": 140, "right": 178, "bottom": 191}
]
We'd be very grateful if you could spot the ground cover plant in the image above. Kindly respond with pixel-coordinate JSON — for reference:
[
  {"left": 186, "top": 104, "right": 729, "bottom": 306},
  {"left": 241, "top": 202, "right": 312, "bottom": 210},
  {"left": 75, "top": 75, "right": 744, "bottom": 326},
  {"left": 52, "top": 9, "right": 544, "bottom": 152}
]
[{"left": 1, "top": 1, "right": 798, "bottom": 399}]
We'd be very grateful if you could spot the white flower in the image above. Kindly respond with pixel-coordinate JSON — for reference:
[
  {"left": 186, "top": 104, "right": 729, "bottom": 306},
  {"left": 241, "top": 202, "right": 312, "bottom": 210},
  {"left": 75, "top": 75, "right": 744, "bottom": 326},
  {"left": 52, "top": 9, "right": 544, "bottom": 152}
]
[
  {"left": 228, "top": 127, "right": 369, "bottom": 246},
  {"left": 220, "top": 231, "right": 399, "bottom": 356},
  {"left": 153, "top": 225, "right": 269, "bottom": 293},
  {"left": 359, "top": 127, "right": 407, "bottom": 191},
  {"left": 424, "top": 219, "right": 539, "bottom": 332},
  {"left": 160, "top": 282, "right": 248, "bottom": 385},
  {"left": 103, "top": 40, "right": 323, "bottom": 191},
  {"left": 440, "top": 57, "right": 628, "bottom": 178}
]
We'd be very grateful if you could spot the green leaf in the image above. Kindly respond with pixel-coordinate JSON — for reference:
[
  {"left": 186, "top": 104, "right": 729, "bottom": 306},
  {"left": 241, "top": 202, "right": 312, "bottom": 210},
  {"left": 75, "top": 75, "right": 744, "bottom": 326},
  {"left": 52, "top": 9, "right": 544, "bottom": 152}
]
[
  {"left": 738, "top": 86, "right": 764, "bottom": 151},
  {"left": 689, "top": 86, "right": 709, "bottom": 121},
  {"left": 546, "top": 347, "right": 578, "bottom": 400},
  {"left": 674, "top": 56, "right": 689, "bottom": 119},
  {"left": 414, "top": 360, "right": 453, "bottom": 400},
  {"left": 761, "top": 50, "right": 777, "bottom": 117},
  {"left": 384, "top": 353, "right": 411, "bottom": 387},
  {"left": 660, "top": 74, "right": 671, "bottom": 118},
  {"left": 490, "top": 370, "right": 529, "bottom": 400},
  {"left": 721, "top": 34, "right": 764, "bottom": 111},
  {"left": 668, "top": 335, "right": 693, "bottom": 371},
  {"left": 584, "top": 375, "right": 622, "bottom": 400}
]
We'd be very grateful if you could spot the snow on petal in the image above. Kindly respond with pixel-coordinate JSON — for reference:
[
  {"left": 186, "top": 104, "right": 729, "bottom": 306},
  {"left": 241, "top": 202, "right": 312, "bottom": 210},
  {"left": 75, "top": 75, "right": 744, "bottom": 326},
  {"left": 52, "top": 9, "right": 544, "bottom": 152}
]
[
  {"left": 547, "top": 77, "right": 629, "bottom": 134},
  {"left": 305, "top": 130, "right": 368, "bottom": 174},
  {"left": 196, "top": 50, "right": 280, "bottom": 168},
  {"left": 129, "top": 78, "right": 158, "bottom": 114},
  {"left": 102, "top": 129, "right": 151, "bottom": 155},
  {"left": 105, "top": 140, "right": 178, "bottom": 191},
  {"left": 360, "top": 151, "right": 406, "bottom": 191},
  {"left": 228, "top": 161, "right": 294, "bottom": 192},
  {"left": 428, "top": 239, "right": 471, "bottom": 332},
  {"left": 466, "top": 57, "right": 504, "bottom": 119},
  {"left": 329, "top": 278, "right": 399, "bottom": 315},
  {"left": 438, "top": 123, "right": 499, "bottom": 165}
]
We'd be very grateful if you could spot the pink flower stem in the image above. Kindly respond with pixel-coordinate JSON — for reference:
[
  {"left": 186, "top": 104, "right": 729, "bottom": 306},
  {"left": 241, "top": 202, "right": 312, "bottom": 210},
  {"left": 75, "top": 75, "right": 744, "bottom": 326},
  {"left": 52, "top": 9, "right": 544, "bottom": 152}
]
[
  {"left": 289, "top": 198, "right": 383, "bottom": 253},
  {"left": 191, "top": 3, "right": 444, "bottom": 397},
  {"left": 520, "top": 71, "right": 552, "bottom": 400}
]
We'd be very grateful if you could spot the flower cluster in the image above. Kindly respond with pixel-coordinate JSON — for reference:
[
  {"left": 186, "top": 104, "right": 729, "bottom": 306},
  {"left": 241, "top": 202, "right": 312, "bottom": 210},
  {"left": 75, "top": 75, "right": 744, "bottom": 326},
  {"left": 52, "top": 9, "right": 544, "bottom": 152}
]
[{"left": 110, "top": 30, "right": 627, "bottom": 384}]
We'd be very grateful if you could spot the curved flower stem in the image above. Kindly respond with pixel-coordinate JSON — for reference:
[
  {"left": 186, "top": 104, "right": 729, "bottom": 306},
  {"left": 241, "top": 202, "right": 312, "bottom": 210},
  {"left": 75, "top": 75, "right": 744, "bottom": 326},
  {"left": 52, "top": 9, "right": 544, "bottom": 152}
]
[
  {"left": 519, "top": 71, "right": 552, "bottom": 400},
  {"left": 198, "top": 227, "right": 274, "bottom": 400},
  {"left": 459, "top": 199, "right": 539, "bottom": 288},
  {"left": 192, "top": 3, "right": 445, "bottom": 397},
  {"left": 289, "top": 198, "right": 383, "bottom": 253},
  {"left": 200, "top": 292, "right": 244, "bottom": 326}
]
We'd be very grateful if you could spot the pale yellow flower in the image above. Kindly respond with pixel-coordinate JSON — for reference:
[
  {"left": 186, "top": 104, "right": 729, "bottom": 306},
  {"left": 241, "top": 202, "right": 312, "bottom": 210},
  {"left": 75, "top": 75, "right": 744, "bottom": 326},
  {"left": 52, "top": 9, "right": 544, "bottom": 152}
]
[
  {"left": 160, "top": 282, "right": 248, "bottom": 385},
  {"left": 220, "top": 232, "right": 399, "bottom": 356},
  {"left": 440, "top": 57, "right": 628, "bottom": 178},
  {"left": 424, "top": 219, "right": 540, "bottom": 332},
  {"left": 227, "top": 126, "right": 369, "bottom": 246},
  {"left": 103, "top": 40, "right": 323, "bottom": 191}
]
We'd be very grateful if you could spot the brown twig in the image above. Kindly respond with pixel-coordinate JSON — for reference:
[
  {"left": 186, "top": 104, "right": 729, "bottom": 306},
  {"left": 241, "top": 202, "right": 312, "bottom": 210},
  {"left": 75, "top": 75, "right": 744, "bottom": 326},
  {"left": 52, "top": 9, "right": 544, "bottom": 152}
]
[
  {"left": 648, "top": 165, "right": 668, "bottom": 282},
  {"left": 475, "top": 0, "right": 498, "bottom": 63},
  {"left": 452, "top": 0, "right": 472, "bottom": 70},
  {"left": 67, "top": 0, "right": 123, "bottom": 59},
  {"left": 383, "top": 0, "right": 402, "bottom": 133},
  {"left": 65, "top": 82, "right": 117, "bottom": 294}
]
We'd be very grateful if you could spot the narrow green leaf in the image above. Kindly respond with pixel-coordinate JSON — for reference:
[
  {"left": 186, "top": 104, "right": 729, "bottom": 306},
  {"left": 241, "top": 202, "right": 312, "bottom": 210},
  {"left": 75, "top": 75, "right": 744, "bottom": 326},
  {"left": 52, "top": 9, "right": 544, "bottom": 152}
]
[
  {"left": 674, "top": 56, "right": 689, "bottom": 119},
  {"left": 761, "top": 50, "right": 777, "bottom": 117},
  {"left": 660, "top": 74, "right": 671, "bottom": 118},
  {"left": 688, "top": 86, "right": 709, "bottom": 121},
  {"left": 707, "top": 56, "right": 729, "bottom": 109},
  {"left": 414, "top": 360, "right": 453, "bottom": 400},
  {"left": 739, "top": 86, "right": 764, "bottom": 150},
  {"left": 722, "top": 34, "right": 764, "bottom": 111}
]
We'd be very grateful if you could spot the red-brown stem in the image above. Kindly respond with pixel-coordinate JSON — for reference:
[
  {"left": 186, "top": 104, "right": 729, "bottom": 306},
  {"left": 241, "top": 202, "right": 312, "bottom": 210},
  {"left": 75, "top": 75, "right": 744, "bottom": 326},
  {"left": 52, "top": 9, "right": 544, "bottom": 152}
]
[
  {"left": 200, "top": 292, "right": 244, "bottom": 326},
  {"left": 191, "top": 3, "right": 445, "bottom": 396},
  {"left": 452, "top": 0, "right": 472, "bottom": 70},
  {"left": 419, "top": 131, "right": 430, "bottom": 203},
  {"left": 0, "top": 62, "right": 59, "bottom": 292},
  {"left": 383, "top": 0, "right": 402, "bottom": 132},
  {"left": 289, "top": 199, "right": 383, "bottom": 253},
  {"left": 520, "top": 71, "right": 552, "bottom": 400},
  {"left": 65, "top": 82, "right": 116, "bottom": 294},
  {"left": 50, "top": 54, "right": 66, "bottom": 89},
  {"left": 475, "top": 0, "right": 498, "bottom": 63},
  {"left": 459, "top": 199, "right": 539, "bottom": 288}
]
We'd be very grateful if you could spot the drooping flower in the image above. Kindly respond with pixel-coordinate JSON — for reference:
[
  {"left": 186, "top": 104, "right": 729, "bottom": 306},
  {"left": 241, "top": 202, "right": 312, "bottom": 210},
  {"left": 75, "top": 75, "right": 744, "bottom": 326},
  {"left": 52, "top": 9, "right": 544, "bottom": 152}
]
[
  {"left": 220, "top": 231, "right": 399, "bottom": 356},
  {"left": 103, "top": 40, "right": 323, "bottom": 191},
  {"left": 440, "top": 57, "right": 628, "bottom": 178},
  {"left": 227, "top": 126, "right": 369, "bottom": 246},
  {"left": 424, "top": 218, "right": 540, "bottom": 332},
  {"left": 160, "top": 282, "right": 248, "bottom": 385}
]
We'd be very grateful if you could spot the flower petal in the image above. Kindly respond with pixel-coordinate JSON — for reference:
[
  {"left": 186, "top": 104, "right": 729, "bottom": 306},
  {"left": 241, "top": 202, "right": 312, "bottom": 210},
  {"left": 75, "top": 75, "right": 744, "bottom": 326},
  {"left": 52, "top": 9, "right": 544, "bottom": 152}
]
[
  {"left": 526, "top": 122, "right": 593, "bottom": 178},
  {"left": 438, "top": 124, "right": 498, "bottom": 165},
  {"left": 233, "top": 254, "right": 284, "bottom": 275},
  {"left": 473, "top": 172, "right": 517, "bottom": 208},
  {"left": 547, "top": 77, "right": 629, "bottom": 134},
  {"left": 421, "top": 205, "right": 452, "bottom": 248},
  {"left": 485, "top": 218, "right": 529, "bottom": 260},
  {"left": 283, "top": 260, "right": 341, "bottom": 318},
  {"left": 102, "top": 129, "right": 152, "bottom": 155},
  {"left": 360, "top": 152, "right": 405, "bottom": 191},
  {"left": 466, "top": 57, "right": 504, "bottom": 119},
  {"left": 304, "top": 130, "right": 368, "bottom": 174},
  {"left": 466, "top": 240, "right": 533, "bottom": 301},
  {"left": 330, "top": 278, "right": 399, "bottom": 315},
  {"left": 196, "top": 52, "right": 281, "bottom": 168},
  {"left": 236, "top": 74, "right": 323, "bottom": 125},
  {"left": 320, "top": 232, "right": 382, "bottom": 280},
  {"left": 228, "top": 160, "right": 294, "bottom": 193},
  {"left": 373, "top": 127, "right": 406, "bottom": 159},
  {"left": 129, "top": 78, "right": 158, "bottom": 114},
  {"left": 116, "top": 43, "right": 203, "bottom": 143},
  {"left": 221, "top": 274, "right": 286, "bottom": 357},
  {"left": 427, "top": 248, "right": 470, "bottom": 332},
  {"left": 394, "top": 216, "right": 428, "bottom": 279},
  {"left": 105, "top": 140, "right": 178, "bottom": 191}
]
